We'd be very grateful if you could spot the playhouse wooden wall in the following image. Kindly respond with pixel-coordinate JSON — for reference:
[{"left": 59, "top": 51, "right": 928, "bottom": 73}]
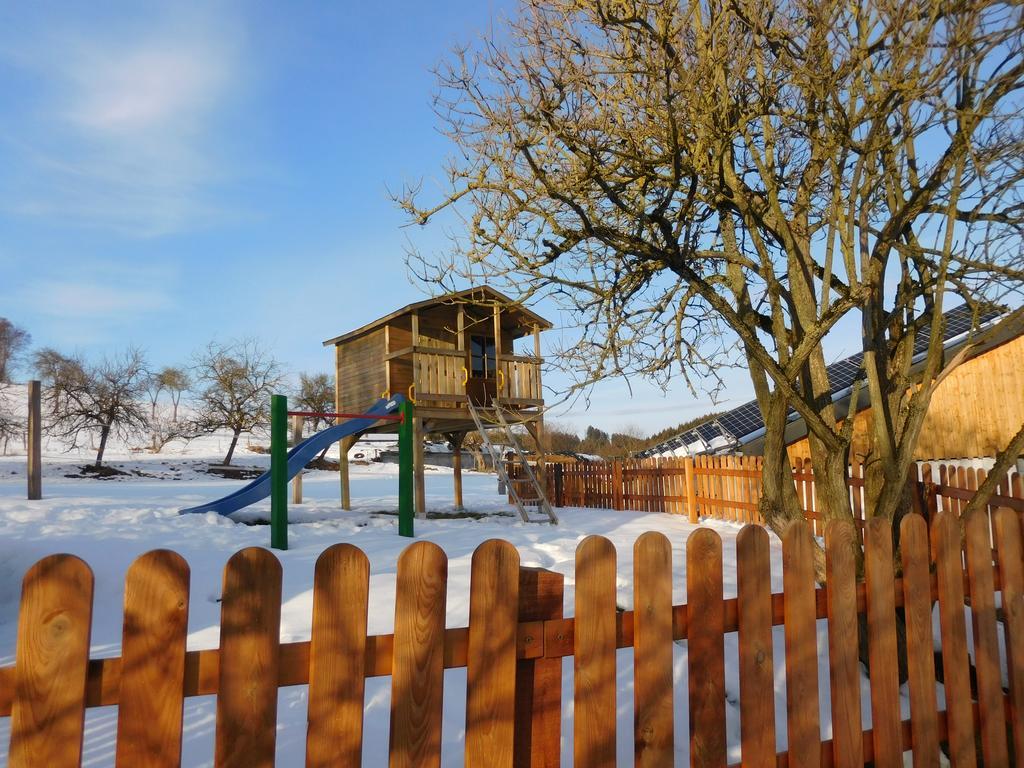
[
  {"left": 334, "top": 329, "right": 387, "bottom": 415},
  {"left": 787, "top": 333, "right": 1024, "bottom": 462}
]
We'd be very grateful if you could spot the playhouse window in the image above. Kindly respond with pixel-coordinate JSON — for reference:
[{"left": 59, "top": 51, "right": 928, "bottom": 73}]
[{"left": 470, "top": 335, "right": 496, "bottom": 378}]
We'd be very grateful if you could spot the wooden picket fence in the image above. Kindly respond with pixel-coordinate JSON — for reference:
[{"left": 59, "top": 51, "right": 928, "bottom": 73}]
[
  {"left": 2, "top": 509, "right": 1024, "bottom": 767},
  {"left": 517, "top": 455, "right": 1024, "bottom": 529}
]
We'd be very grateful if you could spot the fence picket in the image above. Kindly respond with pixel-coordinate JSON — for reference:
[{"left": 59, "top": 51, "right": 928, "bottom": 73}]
[
  {"left": 964, "top": 510, "right": 1009, "bottom": 766},
  {"left": 782, "top": 520, "right": 821, "bottom": 768},
  {"left": 574, "top": 536, "right": 617, "bottom": 768},
  {"left": 9, "top": 555, "right": 94, "bottom": 768},
  {"left": 687, "top": 528, "right": 726, "bottom": 768},
  {"left": 898, "top": 515, "right": 939, "bottom": 767},
  {"left": 633, "top": 532, "right": 674, "bottom": 768},
  {"left": 824, "top": 521, "right": 863, "bottom": 768},
  {"left": 466, "top": 540, "right": 520, "bottom": 768},
  {"left": 931, "top": 512, "right": 977, "bottom": 768},
  {"left": 115, "top": 550, "right": 190, "bottom": 768},
  {"left": 390, "top": 541, "right": 448, "bottom": 768},
  {"left": 864, "top": 518, "right": 902, "bottom": 768},
  {"left": 736, "top": 525, "right": 775, "bottom": 768},
  {"left": 993, "top": 508, "right": 1024, "bottom": 764},
  {"left": 215, "top": 548, "right": 282, "bottom": 768},
  {"left": 306, "top": 543, "right": 370, "bottom": 768}
]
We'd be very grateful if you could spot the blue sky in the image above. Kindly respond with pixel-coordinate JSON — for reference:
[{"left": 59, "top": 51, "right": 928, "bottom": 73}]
[{"left": 0, "top": 1, "right": 777, "bottom": 435}]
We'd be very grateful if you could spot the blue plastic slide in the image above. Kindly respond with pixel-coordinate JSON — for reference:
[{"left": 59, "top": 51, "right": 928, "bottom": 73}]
[{"left": 180, "top": 395, "right": 404, "bottom": 516}]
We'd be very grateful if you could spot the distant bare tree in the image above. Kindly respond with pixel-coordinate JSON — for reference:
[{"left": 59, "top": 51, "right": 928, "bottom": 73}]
[
  {"left": 33, "top": 348, "right": 88, "bottom": 417},
  {"left": 46, "top": 348, "right": 150, "bottom": 467},
  {"left": 148, "top": 414, "right": 190, "bottom": 454},
  {"left": 0, "top": 385, "right": 22, "bottom": 455},
  {"left": 192, "top": 340, "right": 284, "bottom": 466},
  {"left": 294, "top": 372, "right": 334, "bottom": 431},
  {"left": 0, "top": 319, "right": 31, "bottom": 383},
  {"left": 159, "top": 367, "right": 190, "bottom": 422},
  {"left": 400, "top": 0, "right": 1024, "bottom": 565},
  {"left": 144, "top": 371, "right": 166, "bottom": 420}
]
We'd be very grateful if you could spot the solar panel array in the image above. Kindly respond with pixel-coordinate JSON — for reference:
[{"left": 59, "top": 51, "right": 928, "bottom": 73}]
[{"left": 636, "top": 305, "right": 1001, "bottom": 459}]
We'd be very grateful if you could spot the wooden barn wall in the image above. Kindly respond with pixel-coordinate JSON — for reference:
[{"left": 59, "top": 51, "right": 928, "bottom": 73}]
[
  {"left": 787, "top": 333, "right": 1024, "bottom": 462},
  {"left": 334, "top": 328, "right": 387, "bottom": 414}
]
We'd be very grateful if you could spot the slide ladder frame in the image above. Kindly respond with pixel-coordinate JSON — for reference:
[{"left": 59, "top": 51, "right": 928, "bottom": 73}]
[{"left": 468, "top": 401, "right": 559, "bottom": 524}]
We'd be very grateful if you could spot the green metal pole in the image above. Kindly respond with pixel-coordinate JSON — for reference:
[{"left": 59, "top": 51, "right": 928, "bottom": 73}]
[
  {"left": 398, "top": 399, "right": 414, "bottom": 537},
  {"left": 270, "top": 394, "right": 288, "bottom": 550}
]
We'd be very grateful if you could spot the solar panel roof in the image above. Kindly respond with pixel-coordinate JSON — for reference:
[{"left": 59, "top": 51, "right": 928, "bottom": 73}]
[{"left": 640, "top": 305, "right": 1001, "bottom": 457}]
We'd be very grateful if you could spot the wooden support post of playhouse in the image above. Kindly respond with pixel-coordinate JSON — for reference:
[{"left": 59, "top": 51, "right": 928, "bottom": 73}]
[
  {"left": 291, "top": 415, "right": 304, "bottom": 505},
  {"left": 413, "top": 414, "right": 426, "bottom": 518},
  {"left": 514, "top": 566, "right": 564, "bottom": 768},
  {"left": 27, "top": 380, "right": 41, "bottom": 501},
  {"left": 339, "top": 435, "right": 354, "bottom": 510},
  {"left": 684, "top": 455, "right": 698, "bottom": 523},
  {"left": 524, "top": 417, "right": 547, "bottom": 499},
  {"left": 448, "top": 432, "right": 465, "bottom": 511},
  {"left": 270, "top": 394, "right": 288, "bottom": 550}
]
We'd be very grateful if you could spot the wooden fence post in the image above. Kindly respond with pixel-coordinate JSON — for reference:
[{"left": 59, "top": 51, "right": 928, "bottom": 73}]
[
  {"left": 514, "top": 566, "right": 564, "bottom": 768},
  {"left": 27, "top": 380, "right": 41, "bottom": 501},
  {"left": 684, "top": 457, "right": 697, "bottom": 523},
  {"left": 612, "top": 460, "right": 624, "bottom": 511},
  {"left": 553, "top": 464, "right": 564, "bottom": 508}
]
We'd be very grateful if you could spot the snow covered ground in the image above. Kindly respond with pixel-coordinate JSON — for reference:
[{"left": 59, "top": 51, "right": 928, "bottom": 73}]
[{"left": 0, "top": 434, "right": 941, "bottom": 766}]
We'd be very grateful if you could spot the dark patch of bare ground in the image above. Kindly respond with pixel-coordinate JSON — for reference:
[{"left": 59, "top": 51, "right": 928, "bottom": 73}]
[
  {"left": 206, "top": 465, "right": 264, "bottom": 480},
  {"left": 65, "top": 464, "right": 157, "bottom": 479}
]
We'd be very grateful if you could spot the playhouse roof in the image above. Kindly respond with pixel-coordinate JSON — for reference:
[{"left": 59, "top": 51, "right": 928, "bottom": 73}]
[{"left": 322, "top": 286, "right": 553, "bottom": 347}]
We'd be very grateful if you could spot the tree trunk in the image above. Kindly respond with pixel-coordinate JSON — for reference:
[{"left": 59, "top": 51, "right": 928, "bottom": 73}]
[
  {"left": 223, "top": 429, "right": 241, "bottom": 466},
  {"left": 171, "top": 397, "right": 179, "bottom": 422},
  {"left": 95, "top": 424, "right": 111, "bottom": 467}
]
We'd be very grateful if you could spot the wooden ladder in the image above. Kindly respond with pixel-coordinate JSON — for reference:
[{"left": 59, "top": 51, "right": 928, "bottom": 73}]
[{"left": 467, "top": 402, "right": 559, "bottom": 524}]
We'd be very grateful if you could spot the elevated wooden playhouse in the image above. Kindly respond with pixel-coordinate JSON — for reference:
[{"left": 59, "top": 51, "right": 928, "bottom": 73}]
[{"left": 323, "top": 287, "right": 552, "bottom": 515}]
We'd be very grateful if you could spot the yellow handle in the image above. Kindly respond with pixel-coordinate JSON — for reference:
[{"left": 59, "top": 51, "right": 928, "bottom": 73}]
[
  {"left": 497, "top": 369, "right": 505, "bottom": 391},
  {"left": 407, "top": 383, "right": 416, "bottom": 404},
  {"left": 461, "top": 366, "right": 468, "bottom": 386},
  {"left": 380, "top": 390, "right": 390, "bottom": 400}
]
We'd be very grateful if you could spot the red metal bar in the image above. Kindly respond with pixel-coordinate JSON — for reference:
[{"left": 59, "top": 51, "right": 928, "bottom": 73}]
[{"left": 286, "top": 410, "right": 404, "bottom": 422}]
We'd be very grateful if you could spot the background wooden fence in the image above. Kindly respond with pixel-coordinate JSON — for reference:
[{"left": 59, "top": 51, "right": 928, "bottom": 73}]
[
  {"left": 514, "top": 455, "right": 1024, "bottom": 528},
  {"left": 2, "top": 509, "right": 1023, "bottom": 766}
]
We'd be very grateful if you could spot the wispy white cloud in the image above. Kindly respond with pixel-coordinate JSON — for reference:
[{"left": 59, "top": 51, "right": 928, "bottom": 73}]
[
  {"left": 0, "top": 3, "right": 243, "bottom": 236},
  {"left": 20, "top": 279, "right": 174, "bottom": 320}
]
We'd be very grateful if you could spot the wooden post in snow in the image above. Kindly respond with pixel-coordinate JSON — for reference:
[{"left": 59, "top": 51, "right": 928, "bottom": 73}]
[
  {"left": 291, "top": 415, "right": 304, "bottom": 504},
  {"left": 27, "top": 381, "right": 41, "bottom": 500}
]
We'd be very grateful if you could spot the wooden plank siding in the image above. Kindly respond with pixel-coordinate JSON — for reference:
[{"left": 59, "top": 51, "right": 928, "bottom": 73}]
[
  {"left": 788, "top": 332, "right": 1024, "bottom": 462},
  {"left": 335, "top": 327, "right": 387, "bottom": 414},
  {"left": 4, "top": 521, "right": 1024, "bottom": 766}
]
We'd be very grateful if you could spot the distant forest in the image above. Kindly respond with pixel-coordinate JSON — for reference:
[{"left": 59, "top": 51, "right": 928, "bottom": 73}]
[{"left": 541, "top": 411, "right": 724, "bottom": 460}]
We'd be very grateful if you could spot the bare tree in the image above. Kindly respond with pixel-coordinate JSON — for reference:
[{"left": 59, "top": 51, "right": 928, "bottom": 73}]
[
  {"left": 33, "top": 348, "right": 87, "bottom": 417},
  {"left": 0, "top": 384, "right": 22, "bottom": 455},
  {"left": 400, "top": 0, "right": 1024, "bottom": 561},
  {"left": 148, "top": 414, "right": 190, "bottom": 454},
  {"left": 144, "top": 371, "right": 166, "bottom": 421},
  {"left": 0, "top": 319, "right": 31, "bottom": 383},
  {"left": 46, "top": 348, "right": 150, "bottom": 467},
  {"left": 192, "top": 340, "right": 284, "bottom": 466},
  {"left": 159, "top": 367, "right": 190, "bottom": 422},
  {"left": 294, "top": 372, "right": 334, "bottom": 431}
]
